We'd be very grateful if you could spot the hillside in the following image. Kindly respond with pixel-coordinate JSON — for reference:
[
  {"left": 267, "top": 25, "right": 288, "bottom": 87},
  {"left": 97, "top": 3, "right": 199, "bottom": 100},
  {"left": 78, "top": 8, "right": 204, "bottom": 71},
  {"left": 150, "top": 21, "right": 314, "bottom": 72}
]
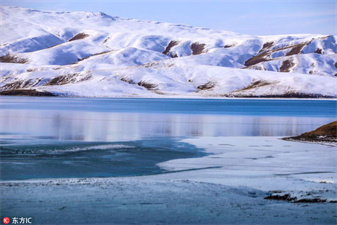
[
  {"left": 285, "top": 121, "right": 337, "bottom": 142},
  {"left": 1, "top": 6, "right": 336, "bottom": 98}
]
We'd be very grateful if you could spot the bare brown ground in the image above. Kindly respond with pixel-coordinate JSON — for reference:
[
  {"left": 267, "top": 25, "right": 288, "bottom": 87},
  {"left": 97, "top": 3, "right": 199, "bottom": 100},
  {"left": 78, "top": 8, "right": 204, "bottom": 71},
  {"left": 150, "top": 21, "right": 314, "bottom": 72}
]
[
  {"left": 284, "top": 121, "right": 337, "bottom": 142},
  {"left": 244, "top": 52, "right": 270, "bottom": 67},
  {"left": 45, "top": 73, "right": 91, "bottom": 86},
  {"left": 137, "top": 81, "right": 157, "bottom": 90},
  {"left": 238, "top": 80, "right": 273, "bottom": 91},
  {"left": 0, "top": 54, "right": 27, "bottom": 64},
  {"left": 69, "top": 33, "right": 89, "bottom": 41},
  {"left": 224, "top": 44, "right": 236, "bottom": 48},
  {"left": 190, "top": 43, "right": 206, "bottom": 55},
  {"left": 244, "top": 41, "right": 310, "bottom": 68},
  {"left": 280, "top": 59, "right": 295, "bottom": 72},
  {"left": 258, "top": 42, "right": 274, "bottom": 53},
  {"left": 0, "top": 89, "right": 55, "bottom": 96},
  {"left": 314, "top": 48, "right": 323, "bottom": 54},
  {"left": 286, "top": 42, "right": 307, "bottom": 56},
  {"left": 120, "top": 77, "right": 136, "bottom": 84},
  {"left": 76, "top": 51, "right": 112, "bottom": 63},
  {"left": 1, "top": 79, "right": 37, "bottom": 90},
  {"left": 162, "top": 41, "right": 179, "bottom": 55},
  {"left": 197, "top": 81, "right": 215, "bottom": 91}
]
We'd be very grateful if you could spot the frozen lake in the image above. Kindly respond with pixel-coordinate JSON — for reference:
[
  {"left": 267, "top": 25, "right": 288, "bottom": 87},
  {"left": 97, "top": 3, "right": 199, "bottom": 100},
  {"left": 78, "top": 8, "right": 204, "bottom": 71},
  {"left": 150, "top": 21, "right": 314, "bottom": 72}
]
[
  {"left": 0, "top": 97, "right": 336, "bottom": 180},
  {"left": 1, "top": 97, "right": 336, "bottom": 225}
]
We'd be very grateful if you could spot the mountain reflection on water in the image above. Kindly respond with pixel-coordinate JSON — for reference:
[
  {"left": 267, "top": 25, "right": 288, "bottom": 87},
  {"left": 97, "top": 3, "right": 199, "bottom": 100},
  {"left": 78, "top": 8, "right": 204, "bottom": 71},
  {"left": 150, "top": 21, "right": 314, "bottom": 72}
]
[{"left": 1, "top": 97, "right": 336, "bottom": 143}]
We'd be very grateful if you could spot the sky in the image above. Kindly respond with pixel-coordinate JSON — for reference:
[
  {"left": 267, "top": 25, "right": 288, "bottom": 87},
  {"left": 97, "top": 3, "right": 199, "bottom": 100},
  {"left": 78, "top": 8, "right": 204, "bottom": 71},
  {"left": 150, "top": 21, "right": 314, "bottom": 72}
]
[{"left": 1, "top": 0, "right": 336, "bottom": 35}]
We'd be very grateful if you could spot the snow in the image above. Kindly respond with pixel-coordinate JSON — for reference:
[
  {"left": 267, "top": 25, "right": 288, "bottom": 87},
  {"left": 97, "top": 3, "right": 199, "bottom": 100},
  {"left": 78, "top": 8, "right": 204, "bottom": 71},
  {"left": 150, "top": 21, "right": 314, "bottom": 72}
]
[
  {"left": 1, "top": 6, "right": 336, "bottom": 97},
  {"left": 159, "top": 137, "right": 337, "bottom": 191},
  {"left": 82, "top": 47, "right": 170, "bottom": 68},
  {"left": 1, "top": 6, "right": 336, "bottom": 224},
  {"left": 1, "top": 58, "right": 336, "bottom": 97},
  {"left": 23, "top": 64, "right": 335, "bottom": 97},
  {"left": 250, "top": 53, "right": 337, "bottom": 76},
  {"left": 1, "top": 136, "right": 336, "bottom": 224}
]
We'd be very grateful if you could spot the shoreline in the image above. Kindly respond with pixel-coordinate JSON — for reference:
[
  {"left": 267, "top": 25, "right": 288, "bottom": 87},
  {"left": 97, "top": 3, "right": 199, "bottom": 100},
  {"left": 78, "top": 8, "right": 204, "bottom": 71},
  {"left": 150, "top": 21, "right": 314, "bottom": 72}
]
[{"left": 1, "top": 93, "right": 337, "bottom": 101}]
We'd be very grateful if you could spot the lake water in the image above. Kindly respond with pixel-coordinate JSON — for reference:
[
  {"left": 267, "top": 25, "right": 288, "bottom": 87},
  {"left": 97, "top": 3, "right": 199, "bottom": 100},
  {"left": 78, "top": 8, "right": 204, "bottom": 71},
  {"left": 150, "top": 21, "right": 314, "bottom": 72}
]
[{"left": 0, "top": 97, "right": 336, "bottom": 180}]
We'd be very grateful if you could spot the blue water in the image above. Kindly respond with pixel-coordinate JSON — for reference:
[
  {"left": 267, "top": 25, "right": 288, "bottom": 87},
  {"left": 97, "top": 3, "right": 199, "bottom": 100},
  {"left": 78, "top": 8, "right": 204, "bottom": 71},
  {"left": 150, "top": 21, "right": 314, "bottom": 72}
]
[
  {"left": 1, "top": 97, "right": 336, "bottom": 117},
  {"left": 0, "top": 96, "right": 336, "bottom": 180},
  {"left": 0, "top": 139, "right": 205, "bottom": 180}
]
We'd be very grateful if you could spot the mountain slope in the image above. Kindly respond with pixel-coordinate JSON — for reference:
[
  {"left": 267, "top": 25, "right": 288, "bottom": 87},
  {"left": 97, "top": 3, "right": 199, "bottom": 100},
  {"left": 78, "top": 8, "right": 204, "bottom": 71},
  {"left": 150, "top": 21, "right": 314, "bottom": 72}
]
[{"left": 1, "top": 6, "right": 336, "bottom": 98}]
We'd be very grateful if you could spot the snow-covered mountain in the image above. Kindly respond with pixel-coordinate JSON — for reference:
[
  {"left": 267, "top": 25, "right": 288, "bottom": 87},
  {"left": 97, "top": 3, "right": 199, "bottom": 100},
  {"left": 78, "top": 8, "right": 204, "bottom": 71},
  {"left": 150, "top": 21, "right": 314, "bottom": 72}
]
[{"left": 1, "top": 6, "right": 336, "bottom": 97}]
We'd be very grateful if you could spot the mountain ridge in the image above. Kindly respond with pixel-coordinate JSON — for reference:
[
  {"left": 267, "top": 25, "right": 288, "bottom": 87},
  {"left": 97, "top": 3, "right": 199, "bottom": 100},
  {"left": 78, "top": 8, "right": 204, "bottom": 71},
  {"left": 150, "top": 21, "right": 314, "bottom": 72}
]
[{"left": 1, "top": 6, "right": 336, "bottom": 98}]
